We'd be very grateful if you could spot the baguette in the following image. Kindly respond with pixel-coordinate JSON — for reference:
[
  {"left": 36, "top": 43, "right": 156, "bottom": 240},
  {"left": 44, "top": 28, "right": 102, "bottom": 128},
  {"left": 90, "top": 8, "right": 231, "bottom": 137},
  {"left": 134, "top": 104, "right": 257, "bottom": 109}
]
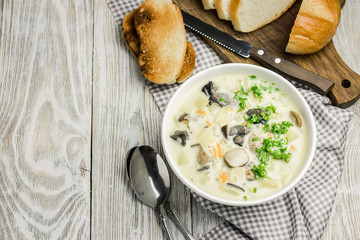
[{"left": 285, "top": 0, "right": 341, "bottom": 54}]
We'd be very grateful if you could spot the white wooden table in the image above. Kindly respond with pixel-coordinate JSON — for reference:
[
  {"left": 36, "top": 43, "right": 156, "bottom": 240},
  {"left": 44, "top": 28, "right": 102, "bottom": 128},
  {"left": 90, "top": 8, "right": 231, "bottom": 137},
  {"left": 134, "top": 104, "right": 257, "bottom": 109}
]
[{"left": 0, "top": 0, "right": 359, "bottom": 239}]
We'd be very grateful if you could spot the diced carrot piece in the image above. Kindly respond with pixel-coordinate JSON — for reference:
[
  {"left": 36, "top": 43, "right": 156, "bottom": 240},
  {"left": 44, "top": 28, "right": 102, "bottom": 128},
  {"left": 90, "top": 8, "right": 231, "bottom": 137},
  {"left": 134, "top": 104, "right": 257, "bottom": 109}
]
[
  {"left": 290, "top": 145, "right": 297, "bottom": 151},
  {"left": 196, "top": 110, "right": 206, "bottom": 115},
  {"left": 212, "top": 145, "right": 217, "bottom": 158},
  {"left": 217, "top": 142, "right": 223, "bottom": 158},
  {"left": 220, "top": 172, "right": 228, "bottom": 183},
  {"left": 206, "top": 120, "right": 212, "bottom": 127}
]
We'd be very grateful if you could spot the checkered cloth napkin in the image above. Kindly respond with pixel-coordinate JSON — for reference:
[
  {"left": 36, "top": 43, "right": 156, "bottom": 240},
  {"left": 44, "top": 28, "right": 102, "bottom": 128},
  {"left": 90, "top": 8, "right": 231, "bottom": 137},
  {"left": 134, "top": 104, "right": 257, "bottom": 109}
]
[{"left": 107, "top": 1, "right": 353, "bottom": 239}]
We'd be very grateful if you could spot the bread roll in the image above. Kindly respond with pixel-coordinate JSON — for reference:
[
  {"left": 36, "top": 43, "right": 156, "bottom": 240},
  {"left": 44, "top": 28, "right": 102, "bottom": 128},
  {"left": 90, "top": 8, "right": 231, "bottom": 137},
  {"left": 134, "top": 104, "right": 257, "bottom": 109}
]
[
  {"left": 229, "top": 0, "right": 296, "bottom": 33},
  {"left": 285, "top": 0, "right": 341, "bottom": 54},
  {"left": 123, "top": 0, "right": 195, "bottom": 84}
]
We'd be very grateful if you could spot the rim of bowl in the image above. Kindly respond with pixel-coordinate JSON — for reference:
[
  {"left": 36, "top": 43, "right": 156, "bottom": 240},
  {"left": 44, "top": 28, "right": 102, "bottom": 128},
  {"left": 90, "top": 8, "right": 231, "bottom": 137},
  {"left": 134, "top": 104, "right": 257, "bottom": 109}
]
[{"left": 161, "top": 63, "right": 316, "bottom": 206}]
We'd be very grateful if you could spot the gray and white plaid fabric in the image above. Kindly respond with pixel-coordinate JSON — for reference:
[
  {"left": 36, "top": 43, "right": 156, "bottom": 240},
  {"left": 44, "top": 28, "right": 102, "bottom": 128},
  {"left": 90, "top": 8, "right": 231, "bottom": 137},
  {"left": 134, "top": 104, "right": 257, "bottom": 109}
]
[{"left": 107, "top": 1, "right": 354, "bottom": 239}]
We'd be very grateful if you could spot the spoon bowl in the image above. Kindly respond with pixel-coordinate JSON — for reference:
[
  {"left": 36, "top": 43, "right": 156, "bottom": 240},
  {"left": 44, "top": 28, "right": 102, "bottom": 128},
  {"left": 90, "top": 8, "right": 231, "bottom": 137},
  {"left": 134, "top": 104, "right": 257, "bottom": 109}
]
[{"left": 127, "top": 146, "right": 170, "bottom": 207}]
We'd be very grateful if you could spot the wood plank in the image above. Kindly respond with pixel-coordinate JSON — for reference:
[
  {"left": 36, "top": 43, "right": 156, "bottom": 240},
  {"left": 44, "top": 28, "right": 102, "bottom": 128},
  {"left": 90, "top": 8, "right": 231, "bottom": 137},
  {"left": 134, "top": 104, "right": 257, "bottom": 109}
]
[
  {"left": 321, "top": 117, "right": 360, "bottom": 239},
  {"left": 0, "top": 0, "right": 3, "bottom": 45},
  {"left": 0, "top": 0, "right": 92, "bottom": 239},
  {"left": 321, "top": 0, "right": 360, "bottom": 238},
  {"left": 91, "top": 1, "right": 192, "bottom": 239}
]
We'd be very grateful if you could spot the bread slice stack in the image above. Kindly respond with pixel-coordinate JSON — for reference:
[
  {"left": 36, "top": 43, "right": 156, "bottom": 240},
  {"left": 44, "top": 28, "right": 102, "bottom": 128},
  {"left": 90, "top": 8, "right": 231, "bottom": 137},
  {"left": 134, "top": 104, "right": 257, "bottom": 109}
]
[
  {"left": 214, "top": 0, "right": 232, "bottom": 20},
  {"left": 202, "top": 0, "right": 341, "bottom": 54},
  {"left": 123, "top": 0, "right": 195, "bottom": 84},
  {"left": 203, "top": 0, "right": 296, "bottom": 32}
]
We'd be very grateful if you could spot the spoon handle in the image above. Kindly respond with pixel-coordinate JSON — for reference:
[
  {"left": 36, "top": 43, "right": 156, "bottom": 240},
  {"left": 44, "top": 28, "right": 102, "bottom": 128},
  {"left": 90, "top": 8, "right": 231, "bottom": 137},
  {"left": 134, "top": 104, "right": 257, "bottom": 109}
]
[
  {"left": 164, "top": 201, "right": 195, "bottom": 240},
  {"left": 155, "top": 205, "right": 173, "bottom": 240}
]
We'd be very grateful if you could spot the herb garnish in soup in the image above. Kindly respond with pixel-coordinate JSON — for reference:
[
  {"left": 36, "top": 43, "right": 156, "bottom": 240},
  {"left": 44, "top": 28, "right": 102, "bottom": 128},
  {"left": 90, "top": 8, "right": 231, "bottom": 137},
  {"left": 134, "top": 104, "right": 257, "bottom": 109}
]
[{"left": 169, "top": 74, "right": 305, "bottom": 201}]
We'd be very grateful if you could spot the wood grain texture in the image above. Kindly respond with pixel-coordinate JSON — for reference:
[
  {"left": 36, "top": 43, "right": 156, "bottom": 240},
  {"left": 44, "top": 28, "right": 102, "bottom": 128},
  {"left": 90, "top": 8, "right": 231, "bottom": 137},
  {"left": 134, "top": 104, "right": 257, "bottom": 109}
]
[
  {"left": 0, "top": 0, "right": 92, "bottom": 239},
  {"left": 91, "top": 1, "right": 192, "bottom": 239},
  {"left": 0, "top": 0, "right": 359, "bottom": 239},
  {"left": 322, "top": 0, "right": 360, "bottom": 239},
  {"left": 173, "top": 0, "right": 360, "bottom": 108},
  {"left": 0, "top": 0, "right": 3, "bottom": 45}
]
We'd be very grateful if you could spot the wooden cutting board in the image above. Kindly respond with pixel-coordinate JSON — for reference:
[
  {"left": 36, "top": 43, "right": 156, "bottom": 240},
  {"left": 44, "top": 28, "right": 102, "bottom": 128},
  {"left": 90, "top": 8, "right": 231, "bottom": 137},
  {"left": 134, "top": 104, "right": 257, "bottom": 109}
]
[{"left": 173, "top": 0, "right": 360, "bottom": 108}]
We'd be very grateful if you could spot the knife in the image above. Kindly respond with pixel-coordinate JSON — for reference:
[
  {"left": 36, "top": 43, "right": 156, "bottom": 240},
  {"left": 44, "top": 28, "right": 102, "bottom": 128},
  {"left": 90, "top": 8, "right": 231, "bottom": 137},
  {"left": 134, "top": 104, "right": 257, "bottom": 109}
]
[{"left": 181, "top": 10, "right": 334, "bottom": 95}]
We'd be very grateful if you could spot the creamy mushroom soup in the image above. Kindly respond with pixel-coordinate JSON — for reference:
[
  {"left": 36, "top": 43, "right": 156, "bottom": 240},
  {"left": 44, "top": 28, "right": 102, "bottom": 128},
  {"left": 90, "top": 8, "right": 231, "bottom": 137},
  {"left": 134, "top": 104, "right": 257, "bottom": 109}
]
[{"left": 168, "top": 74, "right": 305, "bottom": 201}]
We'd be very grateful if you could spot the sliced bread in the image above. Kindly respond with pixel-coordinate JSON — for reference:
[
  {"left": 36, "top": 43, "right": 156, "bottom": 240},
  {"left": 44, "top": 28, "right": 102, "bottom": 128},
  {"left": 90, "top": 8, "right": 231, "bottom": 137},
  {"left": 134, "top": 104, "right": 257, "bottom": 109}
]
[
  {"left": 229, "top": 0, "right": 296, "bottom": 32},
  {"left": 214, "top": 0, "right": 232, "bottom": 20},
  {"left": 134, "top": 0, "right": 186, "bottom": 84},
  {"left": 123, "top": 0, "right": 195, "bottom": 84},
  {"left": 285, "top": 0, "right": 341, "bottom": 54},
  {"left": 177, "top": 42, "right": 196, "bottom": 83}
]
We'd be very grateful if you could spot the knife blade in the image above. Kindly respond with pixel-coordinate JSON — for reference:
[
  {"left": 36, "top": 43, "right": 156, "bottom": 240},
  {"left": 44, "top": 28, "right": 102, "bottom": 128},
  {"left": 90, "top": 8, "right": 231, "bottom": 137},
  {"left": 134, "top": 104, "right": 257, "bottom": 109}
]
[{"left": 181, "top": 10, "right": 334, "bottom": 95}]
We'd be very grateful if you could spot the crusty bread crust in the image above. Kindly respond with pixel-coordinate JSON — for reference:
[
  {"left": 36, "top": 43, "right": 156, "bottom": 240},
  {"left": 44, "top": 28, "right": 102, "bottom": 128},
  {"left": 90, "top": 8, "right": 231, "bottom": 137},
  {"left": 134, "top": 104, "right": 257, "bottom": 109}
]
[
  {"left": 177, "top": 42, "right": 196, "bottom": 83},
  {"left": 229, "top": 0, "right": 241, "bottom": 30},
  {"left": 285, "top": 0, "right": 341, "bottom": 54},
  {"left": 123, "top": 10, "right": 140, "bottom": 57}
]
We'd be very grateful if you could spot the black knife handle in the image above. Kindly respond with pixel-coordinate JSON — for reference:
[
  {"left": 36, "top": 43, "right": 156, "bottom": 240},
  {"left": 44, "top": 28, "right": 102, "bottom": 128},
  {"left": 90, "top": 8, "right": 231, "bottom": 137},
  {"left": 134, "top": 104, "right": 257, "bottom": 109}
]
[{"left": 249, "top": 46, "right": 334, "bottom": 95}]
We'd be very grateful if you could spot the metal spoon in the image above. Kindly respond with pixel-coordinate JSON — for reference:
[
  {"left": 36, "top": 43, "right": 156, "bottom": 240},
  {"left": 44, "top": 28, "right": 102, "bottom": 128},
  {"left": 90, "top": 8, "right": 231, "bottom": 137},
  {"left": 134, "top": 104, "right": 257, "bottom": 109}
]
[{"left": 126, "top": 145, "right": 194, "bottom": 240}]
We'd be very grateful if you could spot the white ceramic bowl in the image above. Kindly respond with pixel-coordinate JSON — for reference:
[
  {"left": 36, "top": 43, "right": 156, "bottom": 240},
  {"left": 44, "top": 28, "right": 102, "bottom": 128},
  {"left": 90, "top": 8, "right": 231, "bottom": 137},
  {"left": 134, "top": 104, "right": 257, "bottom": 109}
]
[{"left": 161, "top": 63, "right": 316, "bottom": 206}]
